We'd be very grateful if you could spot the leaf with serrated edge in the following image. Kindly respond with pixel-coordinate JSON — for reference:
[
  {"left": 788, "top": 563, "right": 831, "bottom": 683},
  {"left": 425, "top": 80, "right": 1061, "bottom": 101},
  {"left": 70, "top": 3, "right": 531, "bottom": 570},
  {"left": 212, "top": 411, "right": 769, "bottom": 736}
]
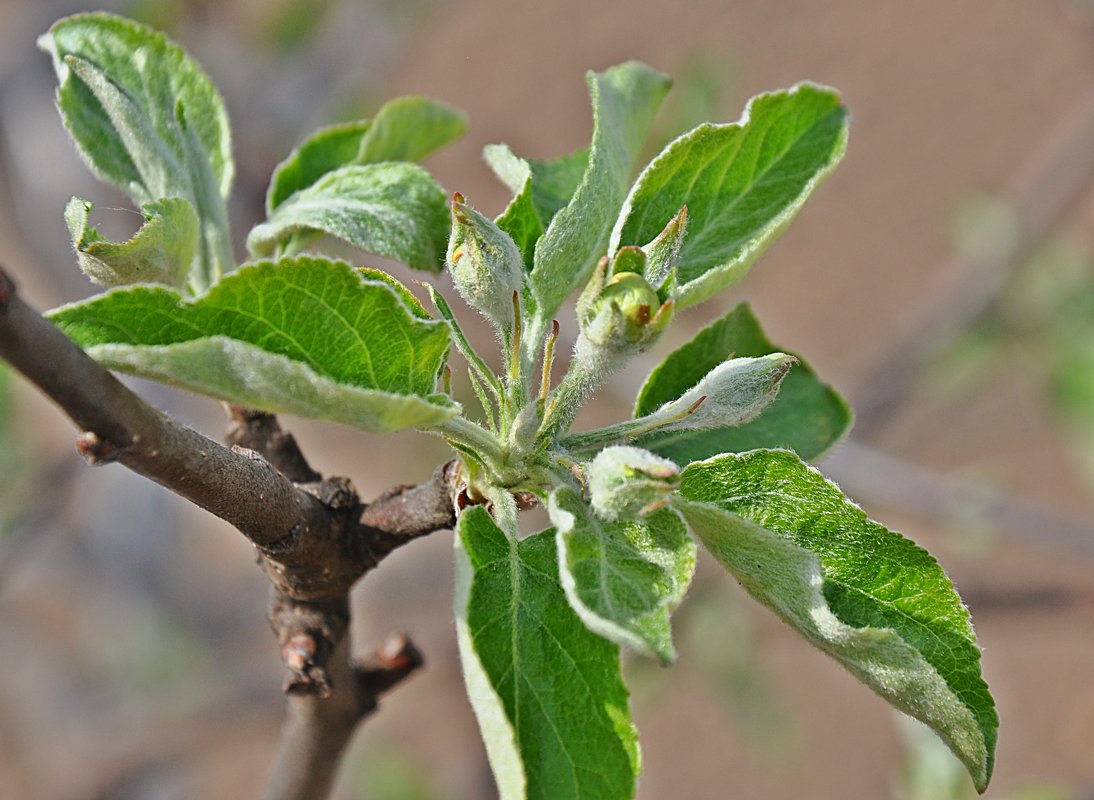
[
  {"left": 48, "top": 257, "right": 456, "bottom": 433},
  {"left": 455, "top": 506, "right": 640, "bottom": 800},
  {"left": 549, "top": 487, "right": 695, "bottom": 664},
  {"left": 676, "top": 450, "right": 997, "bottom": 791},
  {"left": 248, "top": 163, "right": 449, "bottom": 271},
  {"left": 66, "top": 196, "right": 198, "bottom": 289},
  {"left": 530, "top": 63, "right": 671, "bottom": 318},
  {"left": 267, "top": 96, "right": 466, "bottom": 213},
  {"left": 611, "top": 83, "right": 848, "bottom": 309},
  {"left": 635, "top": 302, "right": 851, "bottom": 462},
  {"left": 39, "top": 12, "right": 233, "bottom": 289}
]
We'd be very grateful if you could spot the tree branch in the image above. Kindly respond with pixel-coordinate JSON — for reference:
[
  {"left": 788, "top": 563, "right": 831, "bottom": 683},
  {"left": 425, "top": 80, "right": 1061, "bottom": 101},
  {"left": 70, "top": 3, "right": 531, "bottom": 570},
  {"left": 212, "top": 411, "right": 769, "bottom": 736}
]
[
  {"left": 0, "top": 267, "right": 328, "bottom": 550},
  {"left": 0, "top": 265, "right": 461, "bottom": 799}
]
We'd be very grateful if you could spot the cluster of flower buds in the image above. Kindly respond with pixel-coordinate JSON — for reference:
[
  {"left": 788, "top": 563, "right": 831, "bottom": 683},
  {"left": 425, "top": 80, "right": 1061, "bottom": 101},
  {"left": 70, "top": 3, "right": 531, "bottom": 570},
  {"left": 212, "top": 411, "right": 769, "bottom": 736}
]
[{"left": 576, "top": 206, "right": 687, "bottom": 356}]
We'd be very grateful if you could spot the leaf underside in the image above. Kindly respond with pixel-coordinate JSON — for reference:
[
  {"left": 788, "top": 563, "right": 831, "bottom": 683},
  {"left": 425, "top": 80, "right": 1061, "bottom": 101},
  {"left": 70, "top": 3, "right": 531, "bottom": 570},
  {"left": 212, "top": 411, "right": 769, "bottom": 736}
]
[
  {"left": 48, "top": 257, "right": 456, "bottom": 432},
  {"left": 677, "top": 450, "right": 997, "bottom": 791},
  {"left": 550, "top": 487, "right": 696, "bottom": 664},
  {"left": 248, "top": 162, "right": 449, "bottom": 272}
]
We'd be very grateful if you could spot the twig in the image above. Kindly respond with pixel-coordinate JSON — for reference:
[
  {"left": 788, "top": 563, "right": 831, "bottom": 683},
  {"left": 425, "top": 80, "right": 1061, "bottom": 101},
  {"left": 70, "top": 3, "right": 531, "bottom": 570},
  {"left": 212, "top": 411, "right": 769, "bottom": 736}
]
[
  {"left": 0, "top": 267, "right": 329, "bottom": 550},
  {"left": 263, "top": 634, "right": 423, "bottom": 800},
  {"left": 853, "top": 83, "right": 1094, "bottom": 435},
  {"left": 0, "top": 264, "right": 460, "bottom": 800}
]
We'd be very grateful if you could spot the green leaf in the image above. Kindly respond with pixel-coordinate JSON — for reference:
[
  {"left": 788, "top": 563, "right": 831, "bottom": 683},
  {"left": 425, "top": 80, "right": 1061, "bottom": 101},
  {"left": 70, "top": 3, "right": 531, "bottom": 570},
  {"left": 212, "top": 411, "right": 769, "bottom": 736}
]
[
  {"left": 635, "top": 302, "right": 851, "bottom": 462},
  {"left": 49, "top": 257, "right": 457, "bottom": 433},
  {"left": 65, "top": 196, "right": 199, "bottom": 289},
  {"left": 455, "top": 506, "right": 640, "bottom": 800},
  {"left": 248, "top": 163, "right": 449, "bottom": 271},
  {"left": 266, "top": 120, "right": 371, "bottom": 213},
  {"left": 549, "top": 487, "right": 696, "bottom": 664},
  {"left": 267, "top": 96, "right": 466, "bottom": 212},
  {"left": 676, "top": 450, "right": 997, "bottom": 792},
  {"left": 611, "top": 83, "right": 848, "bottom": 308},
  {"left": 355, "top": 95, "right": 468, "bottom": 165},
  {"left": 487, "top": 144, "right": 590, "bottom": 228},
  {"left": 529, "top": 63, "right": 671, "bottom": 318},
  {"left": 39, "top": 12, "right": 234, "bottom": 290},
  {"left": 486, "top": 145, "right": 590, "bottom": 273}
]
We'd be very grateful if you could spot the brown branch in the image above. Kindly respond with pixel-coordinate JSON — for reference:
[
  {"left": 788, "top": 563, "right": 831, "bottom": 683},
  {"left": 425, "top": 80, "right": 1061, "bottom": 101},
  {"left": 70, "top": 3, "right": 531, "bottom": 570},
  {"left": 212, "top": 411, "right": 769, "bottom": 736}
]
[
  {"left": 0, "top": 268, "right": 329, "bottom": 550},
  {"left": 226, "top": 406, "right": 322, "bottom": 483},
  {"left": 263, "top": 633, "right": 423, "bottom": 800},
  {"left": 0, "top": 264, "right": 461, "bottom": 800}
]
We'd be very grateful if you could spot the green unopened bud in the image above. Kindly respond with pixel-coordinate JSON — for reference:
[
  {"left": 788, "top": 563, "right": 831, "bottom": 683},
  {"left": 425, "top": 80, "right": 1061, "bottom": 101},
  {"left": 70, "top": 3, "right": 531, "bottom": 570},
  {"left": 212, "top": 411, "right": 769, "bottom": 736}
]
[
  {"left": 582, "top": 271, "right": 674, "bottom": 352},
  {"left": 588, "top": 446, "right": 679, "bottom": 521},
  {"left": 447, "top": 193, "right": 524, "bottom": 333},
  {"left": 641, "top": 205, "right": 687, "bottom": 291}
]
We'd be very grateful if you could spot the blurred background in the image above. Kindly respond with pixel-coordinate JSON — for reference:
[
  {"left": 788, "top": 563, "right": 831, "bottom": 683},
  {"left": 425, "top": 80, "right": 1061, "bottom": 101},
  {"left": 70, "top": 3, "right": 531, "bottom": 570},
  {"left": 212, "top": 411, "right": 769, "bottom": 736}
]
[{"left": 1, "top": 0, "right": 1093, "bottom": 798}]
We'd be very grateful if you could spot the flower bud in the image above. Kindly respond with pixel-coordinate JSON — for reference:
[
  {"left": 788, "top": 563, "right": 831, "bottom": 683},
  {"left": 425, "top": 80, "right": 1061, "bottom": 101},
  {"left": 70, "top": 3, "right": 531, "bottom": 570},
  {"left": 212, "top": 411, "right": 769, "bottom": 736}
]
[
  {"left": 581, "top": 270, "right": 674, "bottom": 352},
  {"left": 587, "top": 446, "right": 680, "bottom": 521},
  {"left": 447, "top": 194, "right": 524, "bottom": 333}
]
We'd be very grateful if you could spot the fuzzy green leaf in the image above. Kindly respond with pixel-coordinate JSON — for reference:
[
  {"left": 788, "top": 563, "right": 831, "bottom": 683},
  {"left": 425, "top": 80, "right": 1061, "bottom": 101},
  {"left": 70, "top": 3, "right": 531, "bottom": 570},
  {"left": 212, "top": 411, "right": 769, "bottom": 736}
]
[
  {"left": 355, "top": 95, "right": 468, "bottom": 165},
  {"left": 676, "top": 450, "right": 997, "bottom": 792},
  {"left": 266, "top": 120, "right": 371, "bottom": 213},
  {"left": 48, "top": 257, "right": 456, "bottom": 433},
  {"left": 487, "top": 144, "right": 590, "bottom": 227},
  {"left": 267, "top": 96, "right": 466, "bottom": 212},
  {"left": 549, "top": 487, "right": 695, "bottom": 664},
  {"left": 248, "top": 163, "right": 449, "bottom": 271},
  {"left": 635, "top": 302, "right": 851, "bottom": 462},
  {"left": 39, "top": 12, "right": 233, "bottom": 290},
  {"left": 65, "top": 196, "right": 199, "bottom": 289},
  {"left": 611, "top": 84, "right": 848, "bottom": 308},
  {"left": 529, "top": 63, "right": 671, "bottom": 318},
  {"left": 455, "top": 506, "right": 640, "bottom": 800}
]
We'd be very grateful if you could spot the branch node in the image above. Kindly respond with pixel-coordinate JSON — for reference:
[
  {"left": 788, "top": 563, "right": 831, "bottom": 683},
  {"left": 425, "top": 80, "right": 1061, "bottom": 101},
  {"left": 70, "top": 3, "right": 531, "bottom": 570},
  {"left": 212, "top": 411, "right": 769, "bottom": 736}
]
[
  {"left": 352, "top": 632, "right": 424, "bottom": 712},
  {"left": 75, "top": 430, "right": 128, "bottom": 464}
]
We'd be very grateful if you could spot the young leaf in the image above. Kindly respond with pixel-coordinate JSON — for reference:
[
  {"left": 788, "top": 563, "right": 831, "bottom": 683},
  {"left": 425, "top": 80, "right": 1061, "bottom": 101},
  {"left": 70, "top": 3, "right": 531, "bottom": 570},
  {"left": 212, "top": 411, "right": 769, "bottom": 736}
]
[
  {"left": 561, "top": 353, "right": 794, "bottom": 454},
  {"left": 247, "top": 163, "right": 449, "bottom": 271},
  {"left": 267, "top": 96, "right": 467, "bottom": 212},
  {"left": 455, "top": 506, "right": 640, "bottom": 800},
  {"left": 486, "top": 144, "right": 591, "bottom": 232},
  {"left": 266, "top": 120, "right": 371, "bottom": 213},
  {"left": 676, "top": 450, "right": 997, "bottom": 792},
  {"left": 355, "top": 95, "right": 468, "bottom": 165},
  {"left": 611, "top": 84, "right": 848, "bottom": 308},
  {"left": 39, "top": 12, "right": 234, "bottom": 289},
  {"left": 65, "top": 196, "right": 198, "bottom": 289},
  {"left": 635, "top": 302, "right": 851, "bottom": 462},
  {"left": 549, "top": 487, "right": 695, "bottom": 664},
  {"left": 529, "top": 63, "right": 671, "bottom": 319},
  {"left": 48, "top": 257, "right": 457, "bottom": 433}
]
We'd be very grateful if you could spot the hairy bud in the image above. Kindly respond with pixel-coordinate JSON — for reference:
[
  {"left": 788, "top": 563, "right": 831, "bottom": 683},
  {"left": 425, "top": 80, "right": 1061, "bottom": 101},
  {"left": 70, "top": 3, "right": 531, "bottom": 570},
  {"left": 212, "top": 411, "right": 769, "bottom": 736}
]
[
  {"left": 588, "top": 446, "right": 679, "bottom": 521},
  {"left": 447, "top": 194, "right": 525, "bottom": 333}
]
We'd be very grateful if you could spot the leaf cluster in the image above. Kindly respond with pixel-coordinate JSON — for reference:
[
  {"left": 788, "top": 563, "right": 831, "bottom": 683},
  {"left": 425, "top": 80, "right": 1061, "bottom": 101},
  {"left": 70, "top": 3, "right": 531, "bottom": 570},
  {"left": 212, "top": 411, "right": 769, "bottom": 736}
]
[{"left": 38, "top": 13, "right": 997, "bottom": 798}]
